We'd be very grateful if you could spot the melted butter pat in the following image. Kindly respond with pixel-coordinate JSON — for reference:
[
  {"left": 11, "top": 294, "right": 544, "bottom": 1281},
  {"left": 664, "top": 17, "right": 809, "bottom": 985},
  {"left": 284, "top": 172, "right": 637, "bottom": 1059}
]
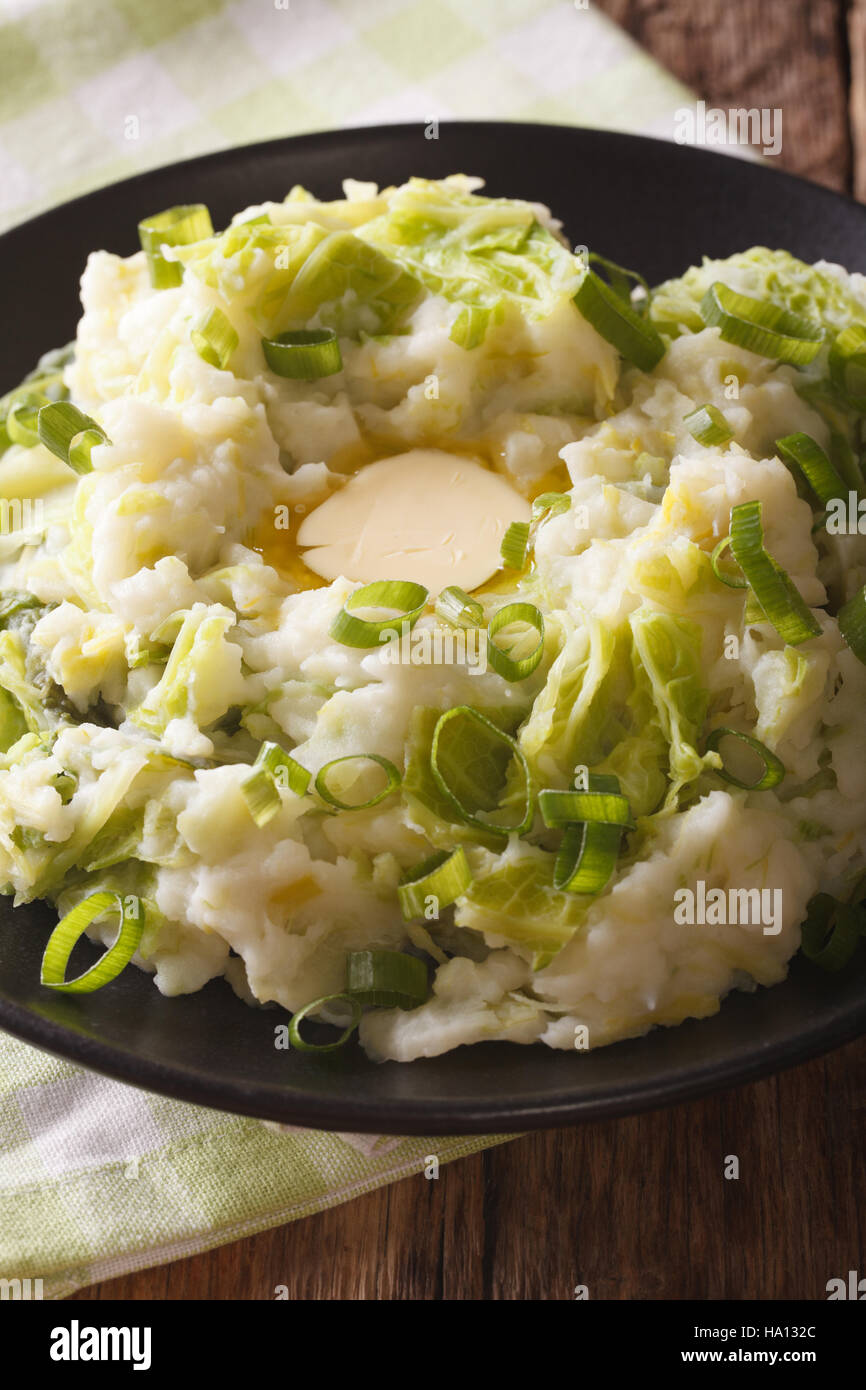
[{"left": 295, "top": 448, "right": 531, "bottom": 592}]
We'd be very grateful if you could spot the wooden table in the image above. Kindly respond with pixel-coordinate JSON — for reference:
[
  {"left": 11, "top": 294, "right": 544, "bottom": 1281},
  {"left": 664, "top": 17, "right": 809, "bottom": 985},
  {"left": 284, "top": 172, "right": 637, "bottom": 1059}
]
[{"left": 76, "top": 0, "right": 866, "bottom": 1301}]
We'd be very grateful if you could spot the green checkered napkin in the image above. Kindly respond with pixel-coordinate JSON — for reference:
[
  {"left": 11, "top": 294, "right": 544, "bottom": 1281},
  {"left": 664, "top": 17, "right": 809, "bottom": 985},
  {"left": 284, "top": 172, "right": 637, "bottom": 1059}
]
[{"left": 0, "top": 0, "right": 691, "bottom": 1297}]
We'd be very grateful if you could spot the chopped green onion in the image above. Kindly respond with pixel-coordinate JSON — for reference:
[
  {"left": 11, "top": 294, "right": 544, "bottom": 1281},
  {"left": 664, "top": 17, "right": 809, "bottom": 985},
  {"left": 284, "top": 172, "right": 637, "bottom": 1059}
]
[
  {"left": 554, "top": 820, "right": 623, "bottom": 894},
  {"left": 500, "top": 520, "right": 530, "bottom": 569},
  {"left": 532, "top": 492, "right": 571, "bottom": 520},
  {"left": 538, "top": 788, "right": 635, "bottom": 830},
  {"left": 40, "top": 891, "right": 144, "bottom": 994},
  {"left": 51, "top": 770, "right": 77, "bottom": 804},
  {"left": 430, "top": 705, "right": 533, "bottom": 839},
  {"left": 699, "top": 282, "right": 823, "bottom": 365},
  {"left": 711, "top": 534, "right": 748, "bottom": 589},
  {"left": 241, "top": 741, "right": 310, "bottom": 827},
  {"left": 573, "top": 268, "right": 666, "bottom": 371},
  {"left": 191, "top": 307, "right": 238, "bottom": 370},
  {"left": 743, "top": 590, "right": 768, "bottom": 625},
  {"left": 829, "top": 430, "right": 865, "bottom": 494},
  {"left": 287, "top": 947, "right": 430, "bottom": 1051},
  {"left": 838, "top": 585, "right": 866, "bottom": 665},
  {"left": 828, "top": 323, "right": 866, "bottom": 410},
  {"left": 801, "top": 892, "right": 864, "bottom": 971},
  {"left": 434, "top": 585, "right": 483, "bottom": 628},
  {"left": 586, "top": 253, "right": 652, "bottom": 309},
  {"left": 775, "top": 432, "right": 846, "bottom": 507},
  {"left": 314, "top": 753, "right": 401, "bottom": 811},
  {"left": 261, "top": 328, "right": 342, "bottom": 379},
  {"left": 397, "top": 846, "right": 472, "bottom": 920},
  {"left": 486, "top": 601, "right": 545, "bottom": 682},
  {"left": 705, "top": 727, "right": 785, "bottom": 790},
  {"left": 330, "top": 579, "right": 428, "bottom": 648},
  {"left": 288, "top": 993, "right": 363, "bottom": 1053},
  {"left": 128, "top": 644, "right": 170, "bottom": 669},
  {"left": 346, "top": 949, "right": 428, "bottom": 1008},
  {"left": 6, "top": 400, "right": 40, "bottom": 448},
  {"left": 37, "top": 401, "right": 109, "bottom": 474},
  {"left": 138, "top": 203, "right": 213, "bottom": 289},
  {"left": 684, "top": 403, "right": 733, "bottom": 447},
  {"left": 729, "top": 500, "right": 821, "bottom": 645},
  {"left": 549, "top": 771, "right": 627, "bottom": 895}
]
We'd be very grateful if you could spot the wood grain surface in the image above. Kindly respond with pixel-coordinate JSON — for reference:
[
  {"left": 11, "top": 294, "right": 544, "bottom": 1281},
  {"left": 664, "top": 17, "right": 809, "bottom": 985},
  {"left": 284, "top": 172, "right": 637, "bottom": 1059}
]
[
  {"left": 72, "top": 0, "right": 866, "bottom": 1301},
  {"left": 76, "top": 1037, "right": 866, "bottom": 1301},
  {"left": 602, "top": 0, "right": 853, "bottom": 193}
]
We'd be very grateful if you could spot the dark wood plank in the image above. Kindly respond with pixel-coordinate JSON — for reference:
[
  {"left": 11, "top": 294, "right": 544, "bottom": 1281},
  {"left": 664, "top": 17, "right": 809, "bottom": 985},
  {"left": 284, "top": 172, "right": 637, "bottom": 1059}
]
[
  {"left": 74, "top": 1033, "right": 866, "bottom": 1301},
  {"left": 597, "top": 0, "right": 852, "bottom": 192},
  {"left": 849, "top": 0, "right": 866, "bottom": 199}
]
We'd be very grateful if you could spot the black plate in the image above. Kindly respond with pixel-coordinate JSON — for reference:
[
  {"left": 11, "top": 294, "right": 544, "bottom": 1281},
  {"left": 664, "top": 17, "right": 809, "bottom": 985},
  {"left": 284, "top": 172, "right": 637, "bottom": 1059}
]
[{"left": 1, "top": 123, "right": 865, "bottom": 1134}]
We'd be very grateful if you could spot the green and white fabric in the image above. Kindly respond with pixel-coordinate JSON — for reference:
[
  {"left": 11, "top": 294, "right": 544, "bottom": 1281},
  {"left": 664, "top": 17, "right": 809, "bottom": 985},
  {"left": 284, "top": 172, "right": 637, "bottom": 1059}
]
[
  {"left": 1, "top": 1030, "right": 513, "bottom": 1298},
  {"left": 0, "top": 0, "right": 692, "bottom": 232},
  {"left": 0, "top": 0, "right": 691, "bottom": 1298}
]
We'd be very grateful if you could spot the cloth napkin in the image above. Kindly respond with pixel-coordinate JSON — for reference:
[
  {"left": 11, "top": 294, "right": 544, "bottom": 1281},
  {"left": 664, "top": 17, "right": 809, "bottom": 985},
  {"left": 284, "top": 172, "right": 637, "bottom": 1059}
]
[{"left": 0, "top": 0, "right": 692, "bottom": 1298}]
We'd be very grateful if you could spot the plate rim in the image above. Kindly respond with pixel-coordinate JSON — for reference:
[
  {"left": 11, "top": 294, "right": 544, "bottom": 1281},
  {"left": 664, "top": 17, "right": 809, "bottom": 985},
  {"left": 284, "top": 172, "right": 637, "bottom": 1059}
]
[
  {"left": 3, "top": 117, "right": 866, "bottom": 248},
  {"left": 1, "top": 981, "right": 864, "bottom": 1134},
  {"left": 1, "top": 120, "right": 865, "bottom": 1132}
]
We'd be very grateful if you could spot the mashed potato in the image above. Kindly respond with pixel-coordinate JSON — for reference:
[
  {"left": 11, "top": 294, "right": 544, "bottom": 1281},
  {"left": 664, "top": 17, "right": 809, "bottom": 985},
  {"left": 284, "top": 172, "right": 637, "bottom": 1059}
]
[{"left": 0, "top": 177, "right": 864, "bottom": 1061}]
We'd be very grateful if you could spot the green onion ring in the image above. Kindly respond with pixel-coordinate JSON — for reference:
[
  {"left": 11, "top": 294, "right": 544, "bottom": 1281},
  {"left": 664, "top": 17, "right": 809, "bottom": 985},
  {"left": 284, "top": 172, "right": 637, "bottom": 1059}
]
[
  {"left": 699, "top": 282, "right": 823, "bottom": 365},
  {"left": 346, "top": 949, "right": 429, "bottom": 1008},
  {"left": 553, "top": 819, "right": 623, "bottom": 894},
  {"left": 586, "top": 252, "right": 652, "bottom": 308},
  {"left": 37, "top": 401, "right": 109, "bottom": 474},
  {"left": 532, "top": 492, "right": 570, "bottom": 519},
  {"left": 6, "top": 400, "right": 41, "bottom": 448},
  {"left": 684, "top": 403, "right": 733, "bottom": 447},
  {"left": 500, "top": 520, "right": 530, "bottom": 569},
  {"left": 435, "top": 585, "right": 483, "bottom": 628},
  {"left": 191, "top": 306, "right": 239, "bottom": 370},
  {"left": 288, "top": 993, "right": 363, "bottom": 1053},
  {"left": 775, "top": 432, "right": 846, "bottom": 507},
  {"left": 430, "top": 705, "right": 533, "bottom": 839},
  {"left": 729, "top": 500, "right": 821, "bottom": 645},
  {"left": 40, "top": 891, "right": 144, "bottom": 994},
  {"left": 486, "top": 602, "right": 545, "bottom": 682},
  {"left": 705, "top": 727, "right": 785, "bottom": 790},
  {"left": 261, "top": 328, "right": 342, "bottom": 379},
  {"left": 838, "top": 585, "right": 866, "bottom": 665},
  {"left": 314, "top": 753, "right": 401, "bottom": 811},
  {"left": 138, "top": 203, "right": 213, "bottom": 289},
  {"left": 241, "top": 741, "right": 310, "bottom": 827},
  {"left": 800, "top": 893, "right": 864, "bottom": 971},
  {"left": 829, "top": 323, "right": 866, "bottom": 410},
  {"left": 397, "top": 847, "right": 472, "bottom": 920},
  {"left": 538, "top": 788, "right": 635, "bottom": 830},
  {"left": 573, "top": 268, "right": 666, "bottom": 371},
  {"left": 330, "top": 578, "right": 429, "bottom": 649},
  {"left": 710, "top": 534, "right": 748, "bottom": 589}
]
